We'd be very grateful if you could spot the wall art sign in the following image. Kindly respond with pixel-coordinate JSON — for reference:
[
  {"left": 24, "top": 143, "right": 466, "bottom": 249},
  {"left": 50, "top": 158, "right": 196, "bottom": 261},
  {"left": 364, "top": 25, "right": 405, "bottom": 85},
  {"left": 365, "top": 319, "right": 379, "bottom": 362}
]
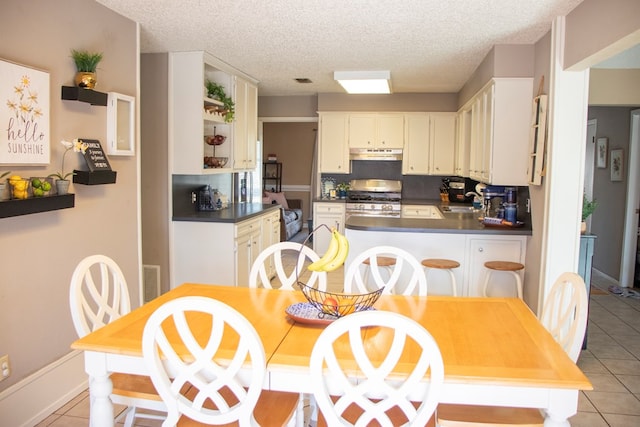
[
  {"left": 596, "top": 137, "right": 608, "bottom": 169},
  {"left": 610, "top": 149, "right": 623, "bottom": 182},
  {"left": 0, "top": 59, "right": 50, "bottom": 165}
]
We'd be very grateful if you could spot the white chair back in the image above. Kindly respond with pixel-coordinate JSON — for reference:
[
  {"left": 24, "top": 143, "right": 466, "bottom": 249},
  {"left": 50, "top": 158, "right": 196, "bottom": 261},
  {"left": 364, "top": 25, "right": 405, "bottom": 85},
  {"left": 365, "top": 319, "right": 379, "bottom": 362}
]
[
  {"left": 69, "top": 254, "right": 131, "bottom": 337},
  {"left": 310, "top": 310, "right": 444, "bottom": 426},
  {"left": 142, "top": 296, "right": 267, "bottom": 426},
  {"left": 249, "top": 241, "right": 327, "bottom": 291},
  {"left": 540, "top": 272, "right": 589, "bottom": 362},
  {"left": 344, "top": 246, "right": 427, "bottom": 296}
]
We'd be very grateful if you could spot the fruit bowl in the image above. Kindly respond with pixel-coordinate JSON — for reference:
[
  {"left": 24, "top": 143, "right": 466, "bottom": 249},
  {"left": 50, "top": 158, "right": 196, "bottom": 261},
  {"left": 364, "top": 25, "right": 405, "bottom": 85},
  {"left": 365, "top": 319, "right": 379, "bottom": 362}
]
[
  {"left": 297, "top": 282, "right": 383, "bottom": 318},
  {"left": 30, "top": 177, "right": 53, "bottom": 197},
  {"left": 203, "top": 157, "right": 228, "bottom": 168},
  {"left": 204, "top": 134, "right": 226, "bottom": 145},
  {"left": 9, "top": 178, "right": 30, "bottom": 200}
]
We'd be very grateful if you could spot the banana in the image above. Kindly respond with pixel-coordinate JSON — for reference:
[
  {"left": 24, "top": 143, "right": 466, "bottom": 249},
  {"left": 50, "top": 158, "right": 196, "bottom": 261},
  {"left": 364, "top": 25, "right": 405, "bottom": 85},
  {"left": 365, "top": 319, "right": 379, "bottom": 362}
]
[
  {"left": 308, "top": 228, "right": 340, "bottom": 271},
  {"left": 322, "top": 231, "right": 349, "bottom": 272}
]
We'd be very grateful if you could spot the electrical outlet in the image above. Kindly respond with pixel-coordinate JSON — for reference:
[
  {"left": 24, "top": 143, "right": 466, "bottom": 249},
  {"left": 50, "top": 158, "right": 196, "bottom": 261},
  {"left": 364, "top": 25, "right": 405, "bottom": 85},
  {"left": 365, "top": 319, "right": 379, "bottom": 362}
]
[{"left": 0, "top": 355, "right": 9, "bottom": 381}]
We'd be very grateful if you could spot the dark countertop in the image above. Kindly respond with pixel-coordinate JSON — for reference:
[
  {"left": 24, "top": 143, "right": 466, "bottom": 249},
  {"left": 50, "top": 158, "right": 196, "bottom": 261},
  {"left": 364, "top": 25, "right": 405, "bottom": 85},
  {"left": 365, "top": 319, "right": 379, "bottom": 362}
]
[
  {"left": 172, "top": 203, "right": 281, "bottom": 223},
  {"left": 346, "top": 214, "right": 532, "bottom": 235}
]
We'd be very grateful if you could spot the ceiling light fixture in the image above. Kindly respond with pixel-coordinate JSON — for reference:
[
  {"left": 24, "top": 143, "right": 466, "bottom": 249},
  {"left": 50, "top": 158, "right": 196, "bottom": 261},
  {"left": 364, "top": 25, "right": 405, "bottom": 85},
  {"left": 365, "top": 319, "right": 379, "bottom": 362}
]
[{"left": 334, "top": 70, "right": 391, "bottom": 94}]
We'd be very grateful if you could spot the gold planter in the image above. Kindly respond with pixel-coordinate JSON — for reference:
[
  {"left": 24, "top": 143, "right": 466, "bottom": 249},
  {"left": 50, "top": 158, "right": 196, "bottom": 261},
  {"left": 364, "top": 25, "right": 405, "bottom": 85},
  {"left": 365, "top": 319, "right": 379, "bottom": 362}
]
[{"left": 74, "top": 72, "right": 97, "bottom": 89}]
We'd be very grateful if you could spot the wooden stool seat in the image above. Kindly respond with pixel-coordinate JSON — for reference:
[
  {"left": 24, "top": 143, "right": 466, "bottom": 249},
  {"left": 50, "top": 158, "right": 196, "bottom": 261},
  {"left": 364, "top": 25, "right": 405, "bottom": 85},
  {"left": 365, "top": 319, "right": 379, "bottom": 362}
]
[
  {"left": 484, "top": 261, "right": 524, "bottom": 272},
  {"left": 421, "top": 259, "right": 460, "bottom": 270},
  {"left": 483, "top": 261, "right": 525, "bottom": 298},
  {"left": 363, "top": 256, "right": 397, "bottom": 267},
  {"left": 421, "top": 258, "right": 459, "bottom": 296}
]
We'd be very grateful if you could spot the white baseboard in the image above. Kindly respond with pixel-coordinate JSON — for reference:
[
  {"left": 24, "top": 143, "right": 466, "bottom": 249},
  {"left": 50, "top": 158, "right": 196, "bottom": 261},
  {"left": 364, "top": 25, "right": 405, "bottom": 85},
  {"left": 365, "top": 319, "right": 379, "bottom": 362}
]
[{"left": 0, "top": 351, "right": 88, "bottom": 427}]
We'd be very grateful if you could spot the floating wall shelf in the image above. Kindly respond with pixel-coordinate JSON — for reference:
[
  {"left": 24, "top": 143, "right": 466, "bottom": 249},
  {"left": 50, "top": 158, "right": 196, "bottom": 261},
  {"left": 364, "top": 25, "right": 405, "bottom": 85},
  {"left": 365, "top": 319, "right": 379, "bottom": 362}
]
[
  {"left": 0, "top": 194, "right": 75, "bottom": 219},
  {"left": 73, "top": 170, "right": 117, "bottom": 185},
  {"left": 61, "top": 86, "right": 108, "bottom": 106}
]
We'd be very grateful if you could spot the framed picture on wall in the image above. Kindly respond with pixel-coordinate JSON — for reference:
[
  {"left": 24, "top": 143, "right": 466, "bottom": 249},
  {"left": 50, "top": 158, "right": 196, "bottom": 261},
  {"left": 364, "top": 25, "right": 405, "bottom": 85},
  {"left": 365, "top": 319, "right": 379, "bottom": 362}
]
[
  {"left": 610, "top": 149, "right": 623, "bottom": 181},
  {"left": 0, "top": 58, "right": 50, "bottom": 165},
  {"left": 596, "top": 137, "right": 608, "bottom": 168}
]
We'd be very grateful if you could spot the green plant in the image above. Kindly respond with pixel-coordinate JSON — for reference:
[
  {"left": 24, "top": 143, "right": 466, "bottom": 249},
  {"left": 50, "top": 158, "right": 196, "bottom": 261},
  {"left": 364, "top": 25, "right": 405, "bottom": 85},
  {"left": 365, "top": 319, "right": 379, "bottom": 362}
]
[
  {"left": 582, "top": 194, "right": 598, "bottom": 221},
  {"left": 1, "top": 171, "right": 12, "bottom": 180},
  {"left": 48, "top": 139, "right": 88, "bottom": 180},
  {"left": 71, "top": 49, "right": 103, "bottom": 72},
  {"left": 205, "top": 80, "right": 235, "bottom": 123},
  {"left": 336, "top": 182, "right": 350, "bottom": 192}
]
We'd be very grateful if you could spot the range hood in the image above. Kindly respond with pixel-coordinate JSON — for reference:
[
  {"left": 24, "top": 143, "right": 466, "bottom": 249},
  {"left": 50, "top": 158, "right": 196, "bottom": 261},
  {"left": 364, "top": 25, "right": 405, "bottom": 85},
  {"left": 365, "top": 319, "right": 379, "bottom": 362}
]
[{"left": 349, "top": 148, "right": 403, "bottom": 161}]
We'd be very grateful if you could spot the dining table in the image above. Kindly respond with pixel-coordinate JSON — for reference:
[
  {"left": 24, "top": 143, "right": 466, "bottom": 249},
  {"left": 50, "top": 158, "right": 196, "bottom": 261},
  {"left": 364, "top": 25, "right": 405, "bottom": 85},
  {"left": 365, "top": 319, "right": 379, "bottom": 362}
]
[{"left": 71, "top": 283, "right": 592, "bottom": 427}]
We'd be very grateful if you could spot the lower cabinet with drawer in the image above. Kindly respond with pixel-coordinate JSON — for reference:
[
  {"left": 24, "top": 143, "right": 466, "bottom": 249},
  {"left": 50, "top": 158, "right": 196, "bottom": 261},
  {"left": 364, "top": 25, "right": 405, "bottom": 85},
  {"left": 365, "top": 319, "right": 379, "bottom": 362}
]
[
  {"left": 400, "top": 205, "right": 443, "bottom": 219},
  {"left": 313, "top": 202, "right": 346, "bottom": 254}
]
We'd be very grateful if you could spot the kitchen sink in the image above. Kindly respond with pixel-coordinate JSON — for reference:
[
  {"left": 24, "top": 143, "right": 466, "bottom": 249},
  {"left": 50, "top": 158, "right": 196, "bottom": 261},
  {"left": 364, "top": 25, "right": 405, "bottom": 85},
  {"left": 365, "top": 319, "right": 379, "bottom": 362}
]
[{"left": 441, "top": 206, "right": 480, "bottom": 214}]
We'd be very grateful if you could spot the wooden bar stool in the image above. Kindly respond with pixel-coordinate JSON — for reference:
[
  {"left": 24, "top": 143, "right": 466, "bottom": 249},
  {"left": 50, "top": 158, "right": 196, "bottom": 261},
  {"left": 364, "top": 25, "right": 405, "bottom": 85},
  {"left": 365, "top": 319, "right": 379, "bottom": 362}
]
[
  {"left": 482, "top": 261, "right": 524, "bottom": 298},
  {"left": 421, "top": 258, "right": 459, "bottom": 296},
  {"left": 362, "top": 256, "right": 396, "bottom": 287}
]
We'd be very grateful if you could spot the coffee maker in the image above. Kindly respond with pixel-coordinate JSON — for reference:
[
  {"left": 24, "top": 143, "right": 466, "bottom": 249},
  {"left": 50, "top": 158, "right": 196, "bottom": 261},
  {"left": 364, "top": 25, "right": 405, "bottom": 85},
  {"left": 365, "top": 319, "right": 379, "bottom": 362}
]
[{"left": 443, "top": 177, "right": 475, "bottom": 203}]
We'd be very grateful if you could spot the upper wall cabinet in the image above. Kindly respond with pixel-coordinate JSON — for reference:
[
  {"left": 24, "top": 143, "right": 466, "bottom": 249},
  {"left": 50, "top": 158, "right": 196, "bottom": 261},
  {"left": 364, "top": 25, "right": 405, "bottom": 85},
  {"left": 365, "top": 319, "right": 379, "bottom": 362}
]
[
  {"left": 318, "top": 113, "right": 350, "bottom": 174},
  {"left": 233, "top": 76, "right": 258, "bottom": 171},
  {"left": 402, "top": 113, "right": 456, "bottom": 176},
  {"left": 169, "top": 51, "right": 258, "bottom": 175},
  {"left": 106, "top": 92, "right": 135, "bottom": 156},
  {"left": 349, "top": 113, "right": 404, "bottom": 149},
  {"left": 465, "top": 78, "right": 534, "bottom": 185}
]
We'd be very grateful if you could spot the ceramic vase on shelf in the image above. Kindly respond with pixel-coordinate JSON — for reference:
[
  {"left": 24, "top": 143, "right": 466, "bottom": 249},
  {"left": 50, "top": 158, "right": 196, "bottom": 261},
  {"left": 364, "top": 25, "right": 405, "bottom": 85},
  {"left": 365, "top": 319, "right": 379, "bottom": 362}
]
[
  {"left": 56, "top": 179, "right": 70, "bottom": 195},
  {"left": 74, "top": 72, "right": 97, "bottom": 89}
]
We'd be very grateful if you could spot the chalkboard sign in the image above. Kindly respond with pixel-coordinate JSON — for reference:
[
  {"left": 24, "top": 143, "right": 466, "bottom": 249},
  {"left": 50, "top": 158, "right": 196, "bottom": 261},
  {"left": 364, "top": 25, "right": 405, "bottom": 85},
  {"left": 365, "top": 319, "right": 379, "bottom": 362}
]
[{"left": 79, "top": 139, "right": 112, "bottom": 172}]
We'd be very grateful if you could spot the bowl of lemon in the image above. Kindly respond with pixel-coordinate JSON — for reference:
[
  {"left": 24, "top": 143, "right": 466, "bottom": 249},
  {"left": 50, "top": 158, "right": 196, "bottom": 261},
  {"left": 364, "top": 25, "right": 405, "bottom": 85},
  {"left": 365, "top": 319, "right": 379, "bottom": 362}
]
[{"left": 8, "top": 175, "right": 30, "bottom": 200}]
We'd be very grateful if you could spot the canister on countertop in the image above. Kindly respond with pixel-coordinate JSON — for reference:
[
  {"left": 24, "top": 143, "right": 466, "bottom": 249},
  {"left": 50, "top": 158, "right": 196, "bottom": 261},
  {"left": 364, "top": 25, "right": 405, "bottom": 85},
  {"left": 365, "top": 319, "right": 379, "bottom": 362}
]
[
  {"left": 505, "top": 186, "right": 517, "bottom": 204},
  {"left": 504, "top": 202, "right": 517, "bottom": 223}
]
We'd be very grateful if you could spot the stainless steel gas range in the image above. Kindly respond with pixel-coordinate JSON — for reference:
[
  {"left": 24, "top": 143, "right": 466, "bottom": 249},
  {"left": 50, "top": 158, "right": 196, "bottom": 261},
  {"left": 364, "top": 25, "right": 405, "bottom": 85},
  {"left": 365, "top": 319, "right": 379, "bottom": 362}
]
[{"left": 345, "top": 179, "right": 402, "bottom": 219}]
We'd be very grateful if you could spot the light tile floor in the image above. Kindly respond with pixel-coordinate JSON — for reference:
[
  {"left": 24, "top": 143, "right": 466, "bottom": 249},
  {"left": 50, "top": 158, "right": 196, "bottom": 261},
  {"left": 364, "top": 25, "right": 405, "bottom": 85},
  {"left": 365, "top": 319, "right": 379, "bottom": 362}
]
[{"left": 36, "top": 237, "right": 640, "bottom": 426}]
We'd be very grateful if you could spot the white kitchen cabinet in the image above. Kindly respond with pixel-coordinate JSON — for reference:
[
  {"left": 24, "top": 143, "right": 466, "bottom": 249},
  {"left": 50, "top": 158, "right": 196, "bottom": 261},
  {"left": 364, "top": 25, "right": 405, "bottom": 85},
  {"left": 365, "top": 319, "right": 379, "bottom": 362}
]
[
  {"left": 169, "top": 51, "right": 258, "bottom": 175},
  {"left": 233, "top": 76, "right": 258, "bottom": 171},
  {"left": 171, "top": 209, "right": 278, "bottom": 288},
  {"left": 455, "top": 108, "right": 471, "bottom": 177},
  {"left": 235, "top": 217, "right": 262, "bottom": 287},
  {"left": 466, "top": 78, "right": 534, "bottom": 185},
  {"left": 261, "top": 209, "right": 281, "bottom": 278},
  {"left": 313, "top": 202, "right": 345, "bottom": 254},
  {"left": 318, "top": 113, "right": 350, "bottom": 173},
  {"left": 400, "top": 205, "right": 443, "bottom": 219},
  {"left": 465, "top": 235, "right": 527, "bottom": 297},
  {"left": 349, "top": 114, "right": 404, "bottom": 149},
  {"left": 402, "top": 113, "right": 456, "bottom": 176}
]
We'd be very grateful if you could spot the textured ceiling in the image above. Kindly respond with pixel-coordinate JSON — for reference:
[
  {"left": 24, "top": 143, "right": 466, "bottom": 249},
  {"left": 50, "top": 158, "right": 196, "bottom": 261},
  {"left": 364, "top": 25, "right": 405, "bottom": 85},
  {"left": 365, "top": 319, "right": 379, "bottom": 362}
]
[{"left": 95, "top": 0, "right": 584, "bottom": 96}]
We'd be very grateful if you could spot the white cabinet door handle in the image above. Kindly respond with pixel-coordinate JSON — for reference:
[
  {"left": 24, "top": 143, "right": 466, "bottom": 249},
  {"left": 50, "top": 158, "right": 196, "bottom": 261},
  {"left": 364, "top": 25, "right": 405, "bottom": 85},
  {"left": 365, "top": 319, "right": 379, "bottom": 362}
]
[{"left": 478, "top": 247, "right": 484, "bottom": 252}]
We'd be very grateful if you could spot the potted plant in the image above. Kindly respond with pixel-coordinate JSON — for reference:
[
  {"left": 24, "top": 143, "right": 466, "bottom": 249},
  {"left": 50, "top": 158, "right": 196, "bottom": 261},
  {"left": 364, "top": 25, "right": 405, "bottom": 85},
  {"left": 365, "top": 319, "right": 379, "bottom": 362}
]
[
  {"left": 71, "top": 49, "right": 103, "bottom": 89},
  {"left": 336, "top": 182, "right": 350, "bottom": 199},
  {"left": 49, "top": 139, "right": 88, "bottom": 195},
  {"left": 581, "top": 193, "right": 598, "bottom": 234},
  {"left": 205, "top": 80, "right": 235, "bottom": 123},
  {"left": 0, "top": 170, "right": 12, "bottom": 201}
]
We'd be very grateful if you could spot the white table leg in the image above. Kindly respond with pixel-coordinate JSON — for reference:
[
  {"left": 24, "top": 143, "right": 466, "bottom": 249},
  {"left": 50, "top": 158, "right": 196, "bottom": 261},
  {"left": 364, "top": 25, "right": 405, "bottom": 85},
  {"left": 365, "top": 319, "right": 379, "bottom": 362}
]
[
  {"left": 544, "top": 389, "right": 579, "bottom": 427},
  {"left": 85, "top": 351, "right": 114, "bottom": 427}
]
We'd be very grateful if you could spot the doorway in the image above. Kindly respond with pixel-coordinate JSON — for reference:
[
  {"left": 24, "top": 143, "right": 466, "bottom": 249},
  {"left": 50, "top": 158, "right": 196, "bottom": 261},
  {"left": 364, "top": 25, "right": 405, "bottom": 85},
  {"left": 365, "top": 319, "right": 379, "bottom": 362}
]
[{"left": 621, "top": 109, "right": 640, "bottom": 287}]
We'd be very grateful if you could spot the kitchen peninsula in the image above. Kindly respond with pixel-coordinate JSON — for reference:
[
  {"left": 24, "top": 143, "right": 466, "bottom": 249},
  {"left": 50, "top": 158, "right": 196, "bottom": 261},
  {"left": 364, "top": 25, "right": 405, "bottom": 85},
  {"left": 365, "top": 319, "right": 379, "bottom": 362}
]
[
  {"left": 344, "top": 208, "right": 531, "bottom": 297},
  {"left": 172, "top": 203, "right": 281, "bottom": 288}
]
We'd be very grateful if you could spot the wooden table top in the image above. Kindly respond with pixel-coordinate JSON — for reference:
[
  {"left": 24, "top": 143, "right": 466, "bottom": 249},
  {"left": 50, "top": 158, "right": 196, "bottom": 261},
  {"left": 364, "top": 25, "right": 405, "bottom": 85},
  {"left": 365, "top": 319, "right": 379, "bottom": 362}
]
[{"left": 72, "top": 284, "right": 591, "bottom": 391}]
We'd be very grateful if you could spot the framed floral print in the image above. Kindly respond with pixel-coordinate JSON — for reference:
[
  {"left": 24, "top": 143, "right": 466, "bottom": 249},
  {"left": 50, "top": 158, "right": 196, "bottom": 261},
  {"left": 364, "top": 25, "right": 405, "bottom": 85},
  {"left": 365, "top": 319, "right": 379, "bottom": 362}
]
[
  {"left": 0, "top": 58, "right": 50, "bottom": 165},
  {"left": 596, "top": 137, "right": 608, "bottom": 169},
  {"left": 610, "top": 149, "right": 623, "bottom": 182}
]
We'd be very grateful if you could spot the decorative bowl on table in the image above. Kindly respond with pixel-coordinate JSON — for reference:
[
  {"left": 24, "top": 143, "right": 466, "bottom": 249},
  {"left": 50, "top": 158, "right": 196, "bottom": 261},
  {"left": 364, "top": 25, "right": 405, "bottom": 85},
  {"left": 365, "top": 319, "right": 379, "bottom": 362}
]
[
  {"left": 204, "top": 134, "right": 226, "bottom": 145},
  {"left": 296, "top": 282, "right": 384, "bottom": 318}
]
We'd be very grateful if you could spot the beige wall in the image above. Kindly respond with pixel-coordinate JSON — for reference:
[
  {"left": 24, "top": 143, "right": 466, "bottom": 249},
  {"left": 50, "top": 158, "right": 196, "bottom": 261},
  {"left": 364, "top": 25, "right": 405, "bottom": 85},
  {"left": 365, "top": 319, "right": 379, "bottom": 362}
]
[
  {"left": 263, "top": 122, "right": 316, "bottom": 221},
  {"left": 565, "top": 0, "right": 640, "bottom": 70},
  {"left": 258, "top": 95, "right": 318, "bottom": 117},
  {"left": 141, "top": 53, "right": 170, "bottom": 293},
  {"left": 0, "top": 0, "right": 139, "bottom": 392},
  {"left": 318, "top": 92, "right": 458, "bottom": 112},
  {"left": 589, "top": 69, "right": 640, "bottom": 105}
]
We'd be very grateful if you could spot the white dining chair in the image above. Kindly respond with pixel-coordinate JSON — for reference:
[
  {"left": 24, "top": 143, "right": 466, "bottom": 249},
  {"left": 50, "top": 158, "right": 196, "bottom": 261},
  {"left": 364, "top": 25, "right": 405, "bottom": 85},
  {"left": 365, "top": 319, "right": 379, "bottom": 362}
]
[
  {"left": 69, "top": 254, "right": 165, "bottom": 427},
  {"left": 249, "top": 241, "right": 323, "bottom": 426},
  {"left": 310, "top": 310, "right": 444, "bottom": 426},
  {"left": 249, "top": 241, "right": 327, "bottom": 291},
  {"left": 344, "top": 245, "right": 428, "bottom": 296},
  {"left": 142, "top": 295, "right": 300, "bottom": 426},
  {"left": 437, "top": 272, "right": 589, "bottom": 427}
]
